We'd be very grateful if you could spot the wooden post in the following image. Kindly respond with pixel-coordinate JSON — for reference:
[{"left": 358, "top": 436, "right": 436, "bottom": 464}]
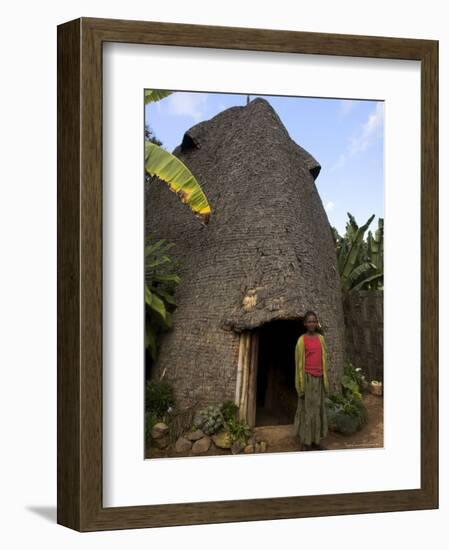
[
  {"left": 238, "top": 332, "right": 250, "bottom": 421},
  {"left": 247, "top": 330, "right": 259, "bottom": 428},
  {"left": 234, "top": 332, "right": 246, "bottom": 407}
]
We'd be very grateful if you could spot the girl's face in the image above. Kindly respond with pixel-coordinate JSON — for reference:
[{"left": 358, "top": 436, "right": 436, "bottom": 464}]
[{"left": 304, "top": 315, "right": 318, "bottom": 333}]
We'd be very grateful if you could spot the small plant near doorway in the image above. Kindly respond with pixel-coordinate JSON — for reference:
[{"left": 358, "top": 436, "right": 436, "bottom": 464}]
[
  {"left": 325, "top": 361, "right": 369, "bottom": 434},
  {"left": 191, "top": 400, "right": 253, "bottom": 446},
  {"left": 193, "top": 404, "right": 225, "bottom": 435},
  {"left": 225, "top": 416, "right": 252, "bottom": 446},
  {"left": 325, "top": 392, "right": 368, "bottom": 434},
  {"left": 341, "top": 362, "right": 369, "bottom": 399}
]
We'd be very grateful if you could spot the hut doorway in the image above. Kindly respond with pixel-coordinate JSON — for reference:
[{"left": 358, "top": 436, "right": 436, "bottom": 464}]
[
  {"left": 256, "top": 319, "right": 304, "bottom": 426},
  {"left": 235, "top": 319, "right": 304, "bottom": 428}
]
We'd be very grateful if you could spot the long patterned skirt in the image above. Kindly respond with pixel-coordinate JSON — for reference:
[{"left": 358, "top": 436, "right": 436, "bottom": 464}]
[{"left": 293, "top": 372, "right": 328, "bottom": 445}]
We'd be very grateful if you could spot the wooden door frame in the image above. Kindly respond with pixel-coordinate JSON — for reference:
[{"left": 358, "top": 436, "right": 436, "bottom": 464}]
[{"left": 235, "top": 329, "right": 259, "bottom": 428}]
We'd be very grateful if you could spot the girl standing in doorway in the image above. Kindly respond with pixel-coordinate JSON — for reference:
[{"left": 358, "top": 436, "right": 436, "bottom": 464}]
[{"left": 294, "top": 310, "right": 330, "bottom": 451}]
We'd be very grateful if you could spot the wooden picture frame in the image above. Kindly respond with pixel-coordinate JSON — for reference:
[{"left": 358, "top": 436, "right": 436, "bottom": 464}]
[{"left": 57, "top": 17, "right": 438, "bottom": 532}]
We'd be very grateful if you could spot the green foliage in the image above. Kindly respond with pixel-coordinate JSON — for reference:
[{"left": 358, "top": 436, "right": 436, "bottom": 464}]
[
  {"left": 145, "top": 141, "right": 211, "bottom": 224},
  {"left": 145, "top": 379, "right": 175, "bottom": 418},
  {"left": 221, "top": 400, "right": 239, "bottom": 423},
  {"left": 332, "top": 213, "right": 384, "bottom": 291},
  {"left": 193, "top": 404, "right": 225, "bottom": 435},
  {"left": 325, "top": 361, "right": 369, "bottom": 434},
  {"left": 145, "top": 410, "right": 159, "bottom": 444},
  {"left": 144, "top": 124, "right": 163, "bottom": 146},
  {"left": 144, "top": 234, "right": 181, "bottom": 360},
  {"left": 144, "top": 89, "right": 173, "bottom": 104},
  {"left": 325, "top": 393, "right": 368, "bottom": 434},
  {"left": 341, "top": 362, "right": 369, "bottom": 399},
  {"left": 192, "top": 401, "right": 252, "bottom": 444},
  {"left": 225, "top": 416, "right": 252, "bottom": 445}
]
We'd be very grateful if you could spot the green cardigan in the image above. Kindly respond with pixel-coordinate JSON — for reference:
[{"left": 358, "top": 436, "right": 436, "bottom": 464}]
[{"left": 295, "top": 333, "right": 329, "bottom": 396}]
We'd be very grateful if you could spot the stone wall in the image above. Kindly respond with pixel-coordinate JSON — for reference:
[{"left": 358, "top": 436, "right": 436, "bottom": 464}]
[{"left": 342, "top": 290, "right": 384, "bottom": 382}]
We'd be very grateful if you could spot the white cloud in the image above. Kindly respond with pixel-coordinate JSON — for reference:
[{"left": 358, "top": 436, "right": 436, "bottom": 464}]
[
  {"left": 166, "top": 92, "right": 209, "bottom": 122},
  {"left": 349, "top": 102, "right": 384, "bottom": 155},
  {"left": 339, "top": 99, "right": 357, "bottom": 117},
  {"left": 325, "top": 201, "right": 335, "bottom": 212},
  {"left": 331, "top": 102, "right": 384, "bottom": 171}
]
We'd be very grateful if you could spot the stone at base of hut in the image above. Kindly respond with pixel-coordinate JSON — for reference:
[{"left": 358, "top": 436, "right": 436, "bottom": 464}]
[
  {"left": 175, "top": 436, "right": 192, "bottom": 453},
  {"left": 185, "top": 429, "right": 205, "bottom": 441},
  {"left": 153, "top": 434, "right": 170, "bottom": 449},
  {"left": 151, "top": 422, "right": 169, "bottom": 439},
  {"left": 243, "top": 440, "right": 267, "bottom": 453},
  {"left": 231, "top": 440, "right": 245, "bottom": 454},
  {"left": 254, "top": 441, "right": 267, "bottom": 453},
  {"left": 192, "top": 436, "right": 211, "bottom": 454},
  {"left": 212, "top": 431, "right": 232, "bottom": 449}
]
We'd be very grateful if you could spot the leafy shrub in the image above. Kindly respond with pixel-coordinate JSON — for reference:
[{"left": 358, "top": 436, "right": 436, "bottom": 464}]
[
  {"left": 144, "top": 234, "right": 182, "bottom": 361},
  {"left": 192, "top": 401, "right": 253, "bottom": 444},
  {"left": 325, "top": 393, "right": 368, "bottom": 434},
  {"left": 145, "top": 379, "right": 175, "bottom": 418},
  {"left": 221, "top": 400, "right": 239, "bottom": 423},
  {"left": 145, "top": 410, "right": 159, "bottom": 444},
  {"left": 225, "top": 416, "right": 252, "bottom": 445},
  {"left": 341, "top": 362, "right": 369, "bottom": 399},
  {"left": 193, "top": 404, "right": 225, "bottom": 435}
]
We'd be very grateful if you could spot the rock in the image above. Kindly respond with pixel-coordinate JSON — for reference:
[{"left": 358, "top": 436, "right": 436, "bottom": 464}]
[
  {"left": 151, "top": 422, "right": 169, "bottom": 439},
  {"left": 212, "top": 431, "right": 232, "bottom": 449},
  {"left": 231, "top": 440, "right": 244, "bottom": 454},
  {"left": 259, "top": 441, "right": 267, "bottom": 452},
  {"left": 244, "top": 444, "right": 254, "bottom": 453},
  {"left": 153, "top": 435, "right": 170, "bottom": 449},
  {"left": 192, "top": 436, "right": 211, "bottom": 454},
  {"left": 254, "top": 442, "right": 261, "bottom": 453},
  {"left": 185, "top": 429, "right": 205, "bottom": 441},
  {"left": 175, "top": 436, "right": 192, "bottom": 453}
]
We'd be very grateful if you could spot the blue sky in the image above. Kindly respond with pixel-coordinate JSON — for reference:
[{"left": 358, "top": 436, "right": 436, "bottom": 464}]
[{"left": 145, "top": 91, "right": 384, "bottom": 237}]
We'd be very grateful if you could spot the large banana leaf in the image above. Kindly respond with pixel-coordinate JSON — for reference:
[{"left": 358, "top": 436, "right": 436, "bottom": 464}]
[
  {"left": 151, "top": 273, "right": 181, "bottom": 284},
  {"left": 145, "top": 285, "right": 167, "bottom": 320},
  {"left": 144, "top": 90, "right": 173, "bottom": 104},
  {"left": 145, "top": 141, "right": 211, "bottom": 224},
  {"left": 352, "top": 272, "right": 383, "bottom": 291},
  {"left": 144, "top": 238, "right": 175, "bottom": 257},
  {"left": 346, "top": 261, "right": 377, "bottom": 289},
  {"left": 145, "top": 255, "right": 172, "bottom": 269},
  {"left": 148, "top": 286, "right": 177, "bottom": 306},
  {"left": 374, "top": 218, "right": 384, "bottom": 271},
  {"left": 340, "top": 214, "right": 375, "bottom": 283}
]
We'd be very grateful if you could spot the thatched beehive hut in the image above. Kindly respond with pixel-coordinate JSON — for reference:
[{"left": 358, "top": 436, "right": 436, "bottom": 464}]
[{"left": 145, "top": 97, "right": 345, "bottom": 428}]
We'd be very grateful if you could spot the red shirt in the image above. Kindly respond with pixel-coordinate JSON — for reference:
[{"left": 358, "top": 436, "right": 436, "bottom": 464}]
[{"left": 304, "top": 334, "right": 323, "bottom": 376}]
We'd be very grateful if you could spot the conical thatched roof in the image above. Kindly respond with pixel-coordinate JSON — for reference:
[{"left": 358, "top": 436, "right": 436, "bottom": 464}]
[{"left": 145, "top": 97, "right": 345, "bottom": 409}]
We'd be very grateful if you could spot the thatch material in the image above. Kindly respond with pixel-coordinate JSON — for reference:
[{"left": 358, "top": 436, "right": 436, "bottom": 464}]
[{"left": 145, "top": 98, "right": 345, "bottom": 411}]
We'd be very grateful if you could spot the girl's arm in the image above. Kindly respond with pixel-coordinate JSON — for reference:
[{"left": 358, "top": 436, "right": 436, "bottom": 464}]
[{"left": 295, "top": 337, "right": 304, "bottom": 396}]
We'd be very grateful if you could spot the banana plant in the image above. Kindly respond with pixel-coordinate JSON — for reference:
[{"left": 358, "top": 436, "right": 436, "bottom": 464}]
[
  {"left": 145, "top": 142, "right": 211, "bottom": 224},
  {"left": 144, "top": 234, "right": 181, "bottom": 360},
  {"left": 332, "top": 213, "right": 384, "bottom": 291},
  {"left": 144, "top": 89, "right": 173, "bottom": 104},
  {"left": 145, "top": 90, "right": 211, "bottom": 224}
]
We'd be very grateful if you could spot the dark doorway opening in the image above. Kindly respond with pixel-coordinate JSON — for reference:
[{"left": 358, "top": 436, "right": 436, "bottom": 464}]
[{"left": 255, "top": 318, "right": 304, "bottom": 426}]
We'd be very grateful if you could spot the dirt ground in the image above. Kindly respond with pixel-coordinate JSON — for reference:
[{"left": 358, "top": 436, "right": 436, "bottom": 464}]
[{"left": 145, "top": 392, "right": 383, "bottom": 459}]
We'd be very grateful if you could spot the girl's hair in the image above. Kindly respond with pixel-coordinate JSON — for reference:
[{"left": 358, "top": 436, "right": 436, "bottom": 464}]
[{"left": 303, "top": 310, "right": 324, "bottom": 334}]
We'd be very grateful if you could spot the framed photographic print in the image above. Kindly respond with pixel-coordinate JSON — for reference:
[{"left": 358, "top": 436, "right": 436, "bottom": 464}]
[{"left": 57, "top": 17, "right": 438, "bottom": 532}]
